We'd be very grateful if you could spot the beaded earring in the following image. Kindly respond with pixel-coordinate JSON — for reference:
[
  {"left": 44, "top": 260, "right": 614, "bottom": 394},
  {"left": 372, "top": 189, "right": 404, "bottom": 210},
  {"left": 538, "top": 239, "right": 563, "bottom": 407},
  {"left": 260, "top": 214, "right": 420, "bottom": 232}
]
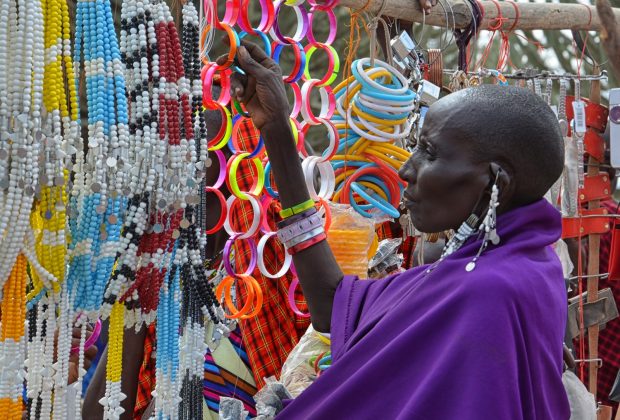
[{"left": 465, "top": 174, "right": 501, "bottom": 272}]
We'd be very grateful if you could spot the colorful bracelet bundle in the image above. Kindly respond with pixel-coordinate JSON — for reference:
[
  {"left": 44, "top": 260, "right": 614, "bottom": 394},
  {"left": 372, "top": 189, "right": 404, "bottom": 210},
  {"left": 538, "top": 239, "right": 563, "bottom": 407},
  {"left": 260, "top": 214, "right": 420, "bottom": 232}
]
[
  {"left": 200, "top": 0, "right": 340, "bottom": 317},
  {"left": 331, "top": 58, "right": 416, "bottom": 219}
]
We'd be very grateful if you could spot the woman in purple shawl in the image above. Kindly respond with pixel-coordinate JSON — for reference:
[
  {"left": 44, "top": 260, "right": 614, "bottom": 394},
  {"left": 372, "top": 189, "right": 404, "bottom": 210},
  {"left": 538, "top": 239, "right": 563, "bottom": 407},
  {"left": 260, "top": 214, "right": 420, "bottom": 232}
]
[{"left": 225, "top": 41, "right": 571, "bottom": 419}]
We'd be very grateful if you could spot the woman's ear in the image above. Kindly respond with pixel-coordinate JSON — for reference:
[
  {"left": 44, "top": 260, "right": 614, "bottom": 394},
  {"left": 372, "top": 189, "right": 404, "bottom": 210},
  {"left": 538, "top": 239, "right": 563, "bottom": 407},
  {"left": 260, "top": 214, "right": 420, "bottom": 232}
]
[{"left": 489, "top": 162, "right": 513, "bottom": 208}]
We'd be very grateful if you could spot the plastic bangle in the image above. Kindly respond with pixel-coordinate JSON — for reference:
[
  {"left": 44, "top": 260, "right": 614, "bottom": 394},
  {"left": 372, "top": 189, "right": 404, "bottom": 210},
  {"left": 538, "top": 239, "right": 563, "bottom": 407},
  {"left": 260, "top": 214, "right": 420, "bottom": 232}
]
[
  {"left": 280, "top": 198, "right": 315, "bottom": 219},
  {"left": 300, "top": 79, "right": 335, "bottom": 125},
  {"left": 230, "top": 116, "right": 266, "bottom": 158},
  {"left": 302, "top": 43, "right": 339, "bottom": 87},
  {"left": 284, "top": 82, "right": 302, "bottom": 118},
  {"left": 207, "top": 103, "right": 233, "bottom": 151},
  {"left": 205, "top": 149, "right": 227, "bottom": 189},
  {"left": 299, "top": 117, "right": 338, "bottom": 162},
  {"left": 359, "top": 112, "right": 413, "bottom": 141},
  {"left": 272, "top": 40, "right": 306, "bottom": 84},
  {"left": 288, "top": 232, "right": 327, "bottom": 254},
  {"left": 202, "top": 64, "right": 232, "bottom": 109},
  {"left": 270, "top": 0, "right": 308, "bottom": 45},
  {"left": 70, "top": 319, "right": 102, "bottom": 355},
  {"left": 204, "top": 187, "right": 227, "bottom": 234},
  {"left": 352, "top": 101, "right": 408, "bottom": 125},
  {"left": 347, "top": 106, "right": 410, "bottom": 142},
  {"left": 290, "top": 117, "right": 305, "bottom": 153},
  {"left": 307, "top": 7, "right": 337, "bottom": 45},
  {"left": 232, "top": 98, "right": 250, "bottom": 117},
  {"left": 238, "top": 30, "right": 272, "bottom": 57},
  {"left": 350, "top": 182, "right": 400, "bottom": 218},
  {"left": 264, "top": 162, "right": 279, "bottom": 199},
  {"left": 218, "top": 276, "right": 250, "bottom": 318},
  {"left": 306, "top": 0, "right": 338, "bottom": 10},
  {"left": 211, "top": 23, "right": 239, "bottom": 69},
  {"left": 240, "top": 275, "right": 263, "bottom": 318},
  {"left": 223, "top": 193, "right": 262, "bottom": 239},
  {"left": 223, "top": 234, "right": 258, "bottom": 276},
  {"left": 301, "top": 156, "right": 335, "bottom": 200},
  {"left": 238, "top": 0, "right": 275, "bottom": 35},
  {"left": 277, "top": 207, "right": 318, "bottom": 229},
  {"left": 316, "top": 198, "right": 332, "bottom": 232},
  {"left": 259, "top": 195, "right": 280, "bottom": 233},
  {"left": 353, "top": 57, "right": 409, "bottom": 95},
  {"left": 226, "top": 152, "right": 265, "bottom": 199},
  {"left": 277, "top": 212, "right": 323, "bottom": 243},
  {"left": 339, "top": 165, "right": 400, "bottom": 208},
  {"left": 208, "top": 0, "right": 241, "bottom": 29},
  {"left": 288, "top": 276, "right": 311, "bottom": 317},
  {"left": 257, "top": 232, "right": 292, "bottom": 278},
  {"left": 286, "top": 226, "right": 325, "bottom": 248},
  {"left": 315, "top": 331, "right": 331, "bottom": 345}
]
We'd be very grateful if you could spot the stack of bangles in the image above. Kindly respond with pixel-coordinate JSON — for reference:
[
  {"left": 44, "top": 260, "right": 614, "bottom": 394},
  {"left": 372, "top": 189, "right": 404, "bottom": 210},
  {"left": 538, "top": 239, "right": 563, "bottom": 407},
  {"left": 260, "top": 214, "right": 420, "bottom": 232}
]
[
  {"left": 329, "top": 58, "right": 415, "bottom": 218},
  {"left": 277, "top": 199, "right": 326, "bottom": 255}
]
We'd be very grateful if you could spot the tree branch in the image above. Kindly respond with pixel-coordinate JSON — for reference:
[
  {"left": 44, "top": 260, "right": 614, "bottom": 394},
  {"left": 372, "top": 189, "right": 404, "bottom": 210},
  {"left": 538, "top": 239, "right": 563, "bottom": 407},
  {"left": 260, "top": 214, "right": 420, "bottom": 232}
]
[{"left": 597, "top": 0, "right": 620, "bottom": 80}]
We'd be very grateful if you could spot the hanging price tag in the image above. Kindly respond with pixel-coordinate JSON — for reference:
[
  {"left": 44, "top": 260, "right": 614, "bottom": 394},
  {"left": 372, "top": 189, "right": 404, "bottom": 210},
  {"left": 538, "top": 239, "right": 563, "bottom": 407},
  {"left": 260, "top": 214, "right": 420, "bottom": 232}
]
[{"left": 572, "top": 101, "right": 587, "bottom": 134}]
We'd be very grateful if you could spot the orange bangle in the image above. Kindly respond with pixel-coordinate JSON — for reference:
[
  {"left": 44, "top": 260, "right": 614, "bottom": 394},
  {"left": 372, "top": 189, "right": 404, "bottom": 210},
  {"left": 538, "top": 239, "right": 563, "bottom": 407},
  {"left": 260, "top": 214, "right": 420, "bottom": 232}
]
[
  {"left": 316, "top": 198, "right": 332, "bottom": 232},
  {"left": 203, "top": 23, "right": 239, "bottom": 69},
  {"left": 217, "top": 275, "right": 264, "bottom": 319}
]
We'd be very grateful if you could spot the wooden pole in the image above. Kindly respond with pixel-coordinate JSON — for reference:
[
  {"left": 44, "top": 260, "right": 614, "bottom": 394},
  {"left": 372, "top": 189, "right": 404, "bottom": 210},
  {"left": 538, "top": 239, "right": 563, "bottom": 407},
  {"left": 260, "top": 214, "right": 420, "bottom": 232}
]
[
  {"left": 597, "top": 0, "right": 620, "bottom": 80},
  {"left": 337, "top": 0, "right": 620, "bottom": 32}
]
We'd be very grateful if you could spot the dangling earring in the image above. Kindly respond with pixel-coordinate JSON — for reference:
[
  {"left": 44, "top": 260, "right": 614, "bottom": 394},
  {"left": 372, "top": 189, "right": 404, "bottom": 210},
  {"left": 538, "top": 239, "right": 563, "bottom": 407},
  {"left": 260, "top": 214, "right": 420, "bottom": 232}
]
[
  {"left": 465, "top": 174, "right": 501, "bottom": 272},
  {"left": 439, "top": 214, "right": 479, "bottom": 262}
]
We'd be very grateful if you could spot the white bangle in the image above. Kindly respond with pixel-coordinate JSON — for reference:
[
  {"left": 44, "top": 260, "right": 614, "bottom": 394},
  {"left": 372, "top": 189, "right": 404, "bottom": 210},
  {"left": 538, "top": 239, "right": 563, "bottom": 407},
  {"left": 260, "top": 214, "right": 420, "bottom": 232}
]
[
  {"left": 223, "top": 194, "right": 261, "bottom": 239},
  {"left": 299, "top": 117, "right": 338, "bottom": 162},
  {"left": 302, "top": 155, "right": 335, "bottom": 200},
  {"left": 354, "top": 57, "right": 410, "bottom": 95},
  {"left": 257, "top": 232, "right": 292, "bottom": 279}
]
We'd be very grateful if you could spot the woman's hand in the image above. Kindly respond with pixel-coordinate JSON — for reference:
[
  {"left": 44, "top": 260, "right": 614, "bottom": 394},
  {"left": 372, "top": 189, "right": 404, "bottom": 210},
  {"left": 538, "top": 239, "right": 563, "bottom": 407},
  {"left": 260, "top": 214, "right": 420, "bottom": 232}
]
[
  {"left": 418, "top": 0, "right": 437, "bottom": 14},
  {"left": 216, "top": 40, "right": 289, "bottom": 130}
]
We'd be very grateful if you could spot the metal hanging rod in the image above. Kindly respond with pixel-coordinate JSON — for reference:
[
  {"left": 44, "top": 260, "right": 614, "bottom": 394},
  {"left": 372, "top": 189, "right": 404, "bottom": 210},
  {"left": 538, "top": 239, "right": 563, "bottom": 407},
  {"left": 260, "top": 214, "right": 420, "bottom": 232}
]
[{"left": 443, "top": 68, "right": 608, "bottom": 81}]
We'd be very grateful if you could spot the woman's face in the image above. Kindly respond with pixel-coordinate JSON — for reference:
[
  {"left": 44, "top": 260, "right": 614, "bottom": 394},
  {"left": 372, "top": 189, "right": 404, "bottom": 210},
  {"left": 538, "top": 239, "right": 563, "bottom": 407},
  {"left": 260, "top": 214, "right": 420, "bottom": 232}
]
[{"left": 398, "top": 106, "right": 490, "bottom": 233}]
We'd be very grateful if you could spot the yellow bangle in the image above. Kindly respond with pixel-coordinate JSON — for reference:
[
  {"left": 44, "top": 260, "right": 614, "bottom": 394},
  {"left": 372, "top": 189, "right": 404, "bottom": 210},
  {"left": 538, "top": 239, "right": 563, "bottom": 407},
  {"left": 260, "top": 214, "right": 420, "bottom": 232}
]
[
  {"left": 280, "top": 198, "right": 315, "bottom": 219},
  {"left": 315, "top": 331, "right": 332, "bottom": 346}
]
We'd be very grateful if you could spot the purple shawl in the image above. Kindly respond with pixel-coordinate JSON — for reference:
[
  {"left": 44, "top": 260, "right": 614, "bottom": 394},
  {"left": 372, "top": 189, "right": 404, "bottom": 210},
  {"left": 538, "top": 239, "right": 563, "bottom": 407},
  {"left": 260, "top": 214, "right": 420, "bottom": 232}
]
[{"left": 278, "top": 199, "right": 570, "bottom": 419}]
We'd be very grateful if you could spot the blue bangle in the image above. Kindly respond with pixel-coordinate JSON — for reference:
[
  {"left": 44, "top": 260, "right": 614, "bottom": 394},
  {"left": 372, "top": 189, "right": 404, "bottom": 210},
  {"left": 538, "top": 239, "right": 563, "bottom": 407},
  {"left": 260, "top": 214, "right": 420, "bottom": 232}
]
[
  {"left": 228, "top": 114, "right": 265, "bottom": 158},
  {"left": 350, "top": 182, "right": 400, "bottom": 218},
  {"left": 264, "top": 161, "right": 279, "bottom": 199},
  {"left": 272, "top": 41, "right": 306, "bottom": 84},
  {"left": 238, "top": 30, "right": 272, "bottom": 57},
  {"left": 353, "top": 99, "right": 411, "bottom": 120}
]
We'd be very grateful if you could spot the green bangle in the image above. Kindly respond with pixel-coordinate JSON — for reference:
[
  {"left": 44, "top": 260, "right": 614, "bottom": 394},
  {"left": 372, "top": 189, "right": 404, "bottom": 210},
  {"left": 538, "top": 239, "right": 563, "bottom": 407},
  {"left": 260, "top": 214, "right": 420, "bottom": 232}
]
[{"left": 280, "top": 199, "right": 315, "bottom": 219}]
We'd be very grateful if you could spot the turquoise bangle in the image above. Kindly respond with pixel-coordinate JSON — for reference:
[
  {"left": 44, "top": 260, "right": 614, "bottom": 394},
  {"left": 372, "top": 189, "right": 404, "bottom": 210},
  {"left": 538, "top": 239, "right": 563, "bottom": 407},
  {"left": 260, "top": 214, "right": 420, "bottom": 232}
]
[{"left": 350, "top": 182, "right": 400, "bottom": 218}]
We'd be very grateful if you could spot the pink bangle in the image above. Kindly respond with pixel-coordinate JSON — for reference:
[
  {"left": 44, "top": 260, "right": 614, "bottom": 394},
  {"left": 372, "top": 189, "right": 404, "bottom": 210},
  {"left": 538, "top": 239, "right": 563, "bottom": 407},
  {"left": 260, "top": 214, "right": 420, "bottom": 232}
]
[
  {"left": 300, "top": 80, "right": 335, "bottom": 125},
  {"left": 224, "top": 234, "right": 258, "bottom": 277},
  {"left": 204, "top": 187, "right": 228, "bottom": 234},
  {"left": 287, "top": 81, "right": 302, "bottom": 118},
  {"left": 302, "top": 43, "right": 339, "bottom": 87},
  {"left": 307, "top": 7, "right": 337, "bottom": 45},
  {"left": 205, "top": 149, "right": 227, "bottom": 189},
  {"left": 237, "top": 0, "right": 275, "bottom": 35},
  {"left": 299, "top": 117, "right": 338, "bottom": 161},
  {"left": 270, "top": 0, "right": 309, "bottom": 44},
  {"left": 202, "top": 64, "right": 232, "bottom": 108},
  {"left": 288, "top": 276, "right": 311, "bottom": 318},
  {"left": 70, "top": 319, "right": 102, "bottom": 355}
]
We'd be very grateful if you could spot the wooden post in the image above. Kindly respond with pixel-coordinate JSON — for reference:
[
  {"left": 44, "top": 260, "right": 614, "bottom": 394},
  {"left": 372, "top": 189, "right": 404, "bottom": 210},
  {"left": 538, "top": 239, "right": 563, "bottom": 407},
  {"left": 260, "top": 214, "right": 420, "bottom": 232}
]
[{"left": 337, "top": 0, "right": 620, "bottom": 32}]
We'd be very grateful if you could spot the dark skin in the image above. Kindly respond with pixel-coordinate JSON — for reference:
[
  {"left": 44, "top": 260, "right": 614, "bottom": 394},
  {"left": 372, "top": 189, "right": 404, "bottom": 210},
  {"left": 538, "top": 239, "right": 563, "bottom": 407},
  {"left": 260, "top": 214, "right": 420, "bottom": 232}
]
[{"left": 224, "top": 41, "right": 517, "bottom": 333}]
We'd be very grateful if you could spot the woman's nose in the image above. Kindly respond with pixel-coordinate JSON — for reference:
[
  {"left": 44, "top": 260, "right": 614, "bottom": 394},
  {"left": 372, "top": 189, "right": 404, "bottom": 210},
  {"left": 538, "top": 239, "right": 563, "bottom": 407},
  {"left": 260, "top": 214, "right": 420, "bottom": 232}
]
[{"left": 398, "top": 158, "right": 416, "bottom": 184}]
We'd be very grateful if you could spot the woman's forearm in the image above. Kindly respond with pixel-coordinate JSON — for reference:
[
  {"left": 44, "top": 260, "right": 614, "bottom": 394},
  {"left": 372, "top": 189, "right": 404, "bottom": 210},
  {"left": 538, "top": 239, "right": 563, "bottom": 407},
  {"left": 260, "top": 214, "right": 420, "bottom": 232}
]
[{"left": 260, "top": 117, "right": 343, "bottom": 332}]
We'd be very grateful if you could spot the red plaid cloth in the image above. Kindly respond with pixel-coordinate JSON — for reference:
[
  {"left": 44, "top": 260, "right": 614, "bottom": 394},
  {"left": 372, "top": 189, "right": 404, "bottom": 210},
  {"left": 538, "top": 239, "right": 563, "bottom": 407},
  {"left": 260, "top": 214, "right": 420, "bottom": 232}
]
[
  {"left": 133, "top": 323, "right": 157, "bottom": 419},
  {"left": 582, "top": 198, "right": 620, "bottom": 410},
  {"left": 231, "top": 117, "right": 311, "bottom": 388}
]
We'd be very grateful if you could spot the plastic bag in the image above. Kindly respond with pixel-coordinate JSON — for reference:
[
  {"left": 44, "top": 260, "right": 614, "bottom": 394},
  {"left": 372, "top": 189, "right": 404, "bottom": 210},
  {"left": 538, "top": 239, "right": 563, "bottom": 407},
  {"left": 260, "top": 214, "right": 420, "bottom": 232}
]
[
  {"left": 279, "top": 325, "right": 330, "bottom": 398},
  {"left": 562, "top": 370, "right": 596, "bottom": 420},
  {"left": 368, "top": 238, "right": 404, "bottom": 278},
  {"left": 326, "top": 203, "right": 376, "bottom": 278}
]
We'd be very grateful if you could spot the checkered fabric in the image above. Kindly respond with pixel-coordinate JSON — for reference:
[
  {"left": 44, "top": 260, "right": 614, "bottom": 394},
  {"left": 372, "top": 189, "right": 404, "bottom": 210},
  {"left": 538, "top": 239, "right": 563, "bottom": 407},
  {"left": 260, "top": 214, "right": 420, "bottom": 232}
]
[
  {"left": 581, "top": 198, "right": 620, "bottom": 411},
  {"left": 231, "top": 117, "right": 311, "bottom": 388},
  {"left": 133, "top": 323, "right": 157, "bottom": 419}
]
